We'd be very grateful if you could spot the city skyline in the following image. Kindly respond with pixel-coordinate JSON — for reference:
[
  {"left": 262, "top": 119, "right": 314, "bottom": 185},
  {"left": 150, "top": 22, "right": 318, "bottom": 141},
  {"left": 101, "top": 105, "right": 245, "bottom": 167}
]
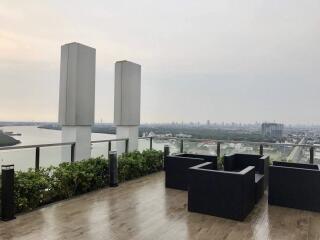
[{"left": 1, "top": 1, "right": 320, "bottom": 124}]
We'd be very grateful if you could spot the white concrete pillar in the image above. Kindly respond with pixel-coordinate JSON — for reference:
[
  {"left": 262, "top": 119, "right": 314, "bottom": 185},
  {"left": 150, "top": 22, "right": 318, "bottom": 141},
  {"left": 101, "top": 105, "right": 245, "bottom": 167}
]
[
  {"left": 58, "top": 42, "right": 96, "bottom": 162},
  {"left": 114, "top": 61, "right": 141, "bottom": 155}
]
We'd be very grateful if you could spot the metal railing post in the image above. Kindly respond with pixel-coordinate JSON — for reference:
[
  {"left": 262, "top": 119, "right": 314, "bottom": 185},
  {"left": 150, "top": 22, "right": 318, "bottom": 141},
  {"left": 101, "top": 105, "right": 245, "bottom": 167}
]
[
  {"left": 180, "top": 139, "right": 184, "bottom": 153},
  {"left": 108, "top": 141, "right": 112, "bottom": 153},
  {"left": 164, "top": 145, "right": 170, "bottom": 157},
  {"left": 217, "top": 142, "right": 221, "bottom": 158},
  {"left": 1, "top": 165, "right": 15, "bottom": 221},
  {"left": 125, "top": 139, "right": 129, "bottom": 154},
  {"left": 108, "top": 151, "right": 118, "bottom": 187},
  {"left": 35, "top": 147, "right": 40, "bottom": 170},
  {"left": 259, "top": 144, "right": 264, "bottom": 156},
  {"left": 150, "top": 137, "right": 153, "bottom": 150},
  {"left": 71, "top": 143, "right": 75, "bottom": 163},
  {"left": 163, "top": 145, "right": 170, "bottom": 170},
  {"left": 310, "top": 146, "right": 314, "bottom": 164}
]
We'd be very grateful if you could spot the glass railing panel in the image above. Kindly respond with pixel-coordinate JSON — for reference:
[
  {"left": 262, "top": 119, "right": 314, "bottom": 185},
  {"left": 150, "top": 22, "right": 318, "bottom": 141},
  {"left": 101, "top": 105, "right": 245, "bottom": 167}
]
[
  {"left": 0, "top": 148, "right": 35, "bottom": 172},
  {"left": 314, "top": 146, "right": 320, "bottom": 165},
  {"left": 139, "top": 138, "right": 180, "bottom": 154},
  {"left": 153, "top": 138, "right": 178, "bottom": 153},
  {"left": 139, "top": 138, "right": 178, "bottom": 154},
  {"left": 299, "top": 146, "right": 312, "bottom": 164},
  {"left": 107, "top": 140, "right": 132, "bottom": 156},
  {"left": 138, "top": 138, "right": 150, "bottom": 152},
  {"left": 263, "top": 144, "right": 294, "bottom": 162},
  {"left": 183, "top": 139, "right": 217, "bottom": 155},
  {"left": 39, "top": 145, "right": 70, "bottom": 168},
  {"left": 219, "top": 142, "right": 306, "bottom": 164},
  {"left": 220, "top": 142, "right": 260, "bottom": 156},
  {"left": 161, "top": 138, "right": 180, "bottom": 154},
  {"left": 111, "top": 140, "right": 121, "bottom": 152},
  {"left": 91, "top": 142, "right": 108, "bottom": 158},
  {"left": 280, "top": 145, "right": 312, "bottom": 164}
]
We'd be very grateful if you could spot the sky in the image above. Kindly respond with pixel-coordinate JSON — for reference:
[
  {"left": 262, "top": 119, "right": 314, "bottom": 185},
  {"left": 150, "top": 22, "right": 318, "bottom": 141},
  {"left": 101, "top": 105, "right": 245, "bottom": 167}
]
[{"left": 0, "top": 0, "right": 319, "bottom": 124}]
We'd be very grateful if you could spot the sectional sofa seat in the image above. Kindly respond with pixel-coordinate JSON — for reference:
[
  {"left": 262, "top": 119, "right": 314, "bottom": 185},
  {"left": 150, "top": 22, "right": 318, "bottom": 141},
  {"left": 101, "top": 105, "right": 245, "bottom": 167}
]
[
  {"left": 269, "top": 161, "right": 320, "bottom": 212},
  {"left": 164, "top": 153, "right": 217, "bottom": 190},
  {"left": 224, "top": 153, "right": 269, "bottom": 202},
  {"left": 188, "top": 162, "right": 256, "bottom": 221}
]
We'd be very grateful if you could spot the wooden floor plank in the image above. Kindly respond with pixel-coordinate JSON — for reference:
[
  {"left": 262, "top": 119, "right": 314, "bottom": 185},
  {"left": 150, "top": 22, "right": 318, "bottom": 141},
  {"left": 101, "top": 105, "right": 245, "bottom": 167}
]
[{"left": 0, "top": 171, "right": 319, "bottom": 240}]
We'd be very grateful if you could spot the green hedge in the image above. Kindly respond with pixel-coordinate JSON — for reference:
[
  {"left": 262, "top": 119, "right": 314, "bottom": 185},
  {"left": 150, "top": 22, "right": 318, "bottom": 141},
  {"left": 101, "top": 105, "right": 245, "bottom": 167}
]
[{"left": 1, "top": 149, "right": 163, "bottom": 213}]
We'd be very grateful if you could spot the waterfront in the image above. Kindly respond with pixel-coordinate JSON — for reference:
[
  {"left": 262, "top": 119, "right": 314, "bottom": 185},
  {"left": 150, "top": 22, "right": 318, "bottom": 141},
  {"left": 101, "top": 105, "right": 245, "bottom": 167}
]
[
  {"left": 0, "top": 126, "right": 175, "bottom": 171},
  {"left": 0, "top": 126, "right": 316, "bottom": 172}
]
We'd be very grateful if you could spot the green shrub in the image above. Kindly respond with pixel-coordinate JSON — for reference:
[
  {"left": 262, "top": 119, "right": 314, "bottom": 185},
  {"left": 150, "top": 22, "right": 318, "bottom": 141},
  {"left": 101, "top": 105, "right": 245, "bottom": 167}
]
[
  {"left": 50, "top": 156, "right": 108, "bottom": 200},
  {"left": 142, "top": 149, "right": 164, "bottom": 173},
  {"left": 0, "top": 149, "right": 163, "bottom": 213},
  {"left": 217, "top": 156, "right": 224, "bottom": 169},
  {"left": 118, "top": 150, "right": 163, "bottom": 182},
  {"left": 14, "top": 168, "right": 52, "bottom": 212}
]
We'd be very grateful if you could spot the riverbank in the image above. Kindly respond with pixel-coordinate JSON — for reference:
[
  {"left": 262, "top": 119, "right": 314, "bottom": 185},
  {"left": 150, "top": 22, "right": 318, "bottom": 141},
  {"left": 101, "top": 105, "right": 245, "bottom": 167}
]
[
  {"left": 0, "top": 131, "right": 20, "bottom": 147},
  {"left": 38, "top": 124, "right": 116, "bottom": 134},
  {"left": 39, "top": 123, "right": 273, "bottom": 142}
]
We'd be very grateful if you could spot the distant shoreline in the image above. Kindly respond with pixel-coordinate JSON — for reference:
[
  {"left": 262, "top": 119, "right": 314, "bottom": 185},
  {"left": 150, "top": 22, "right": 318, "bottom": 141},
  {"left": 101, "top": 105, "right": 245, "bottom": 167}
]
[
  {"left": 0, "top": 131, "right": 21, "bottom": 147},
  {"left": 38, "top": 124, "right": 275, "bottom": 142},
  {"left": 38, "top": 124, "right": 116, "bottom": 135}
]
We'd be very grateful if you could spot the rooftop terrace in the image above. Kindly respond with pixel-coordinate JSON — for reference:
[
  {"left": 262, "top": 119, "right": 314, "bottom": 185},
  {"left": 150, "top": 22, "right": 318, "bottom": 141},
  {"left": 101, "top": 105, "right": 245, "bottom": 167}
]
[{"left": 1, "top": 171, "right": 319, "bottom": 240}]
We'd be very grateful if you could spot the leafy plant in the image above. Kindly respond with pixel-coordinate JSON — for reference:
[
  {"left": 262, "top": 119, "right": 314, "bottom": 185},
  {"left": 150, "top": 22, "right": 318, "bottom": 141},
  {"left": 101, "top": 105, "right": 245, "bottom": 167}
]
[
  {"left": 14, "top": 168, "right": 52, "bottom": 212},
  {"left": 50, "top": 156, "right": 108, "bottom": 200},
  {"left": 118, "top": 150, "right": 163, "bottom": 182},
  {"left": 0, "top": 150, "right": 163, "bottom": 213},
  {"left": 217, "top": 156, "right": 224, "bottom": 169}
]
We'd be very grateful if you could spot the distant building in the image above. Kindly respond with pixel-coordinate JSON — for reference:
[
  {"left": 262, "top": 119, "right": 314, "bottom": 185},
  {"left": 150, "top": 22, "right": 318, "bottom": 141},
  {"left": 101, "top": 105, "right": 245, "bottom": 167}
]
[
  {"left": 207, "top": 120, "right": 210, "bottom": 126},
  {"left": 147, "top": 131, "right": 156, "bottom": 137},
  {"left": 176, "top": 133, "right": 192, "bottom": 138},
  {"left": 261, "top": 123, "right": 284, "bottom": 138}
]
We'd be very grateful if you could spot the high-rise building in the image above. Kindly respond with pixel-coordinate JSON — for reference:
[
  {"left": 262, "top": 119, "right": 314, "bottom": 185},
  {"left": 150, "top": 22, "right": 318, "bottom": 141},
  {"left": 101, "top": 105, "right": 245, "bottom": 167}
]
[{"left": 261, "top": 123, "right": 284, "bottom": 138}]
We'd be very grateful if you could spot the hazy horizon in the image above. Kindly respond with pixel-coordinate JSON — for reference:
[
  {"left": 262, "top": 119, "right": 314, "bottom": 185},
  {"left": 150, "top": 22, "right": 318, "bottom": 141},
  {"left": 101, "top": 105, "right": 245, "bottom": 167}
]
[{"left": 1, "top": 1, "right": 320, "bottom": 124}]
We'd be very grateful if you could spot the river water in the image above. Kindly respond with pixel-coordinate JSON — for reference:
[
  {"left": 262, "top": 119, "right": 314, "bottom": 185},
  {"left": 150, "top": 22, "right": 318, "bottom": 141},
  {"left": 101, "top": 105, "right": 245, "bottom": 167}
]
[{"left": 0, "top": 126, "right": 171, "bottom": 171}]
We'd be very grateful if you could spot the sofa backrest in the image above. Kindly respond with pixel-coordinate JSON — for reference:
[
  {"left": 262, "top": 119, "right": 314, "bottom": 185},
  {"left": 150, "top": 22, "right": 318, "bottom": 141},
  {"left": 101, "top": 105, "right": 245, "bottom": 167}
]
[
  {"left": 175, "top": 153, "right": 218, "bottom": 169},
  {"left": 234, "top": 154, "right": 263, "bottom": 172},
  {"left": 188, "top": 162, "right": 255, "bottom": 220},
  {"left": 165, "top": 155, "right": 206, "bottom": 171},
  {"left": 224, "top": 154, "right": 267, "bottom": 174},
  {"left": 273, "top": 161, "right": 319, "bottom": 170},
  {"left": 269, "top": 165, "right": 320, "bottom": 212},
  {"left": 164, "top": 155, "right": 209, "bottom": 190}
]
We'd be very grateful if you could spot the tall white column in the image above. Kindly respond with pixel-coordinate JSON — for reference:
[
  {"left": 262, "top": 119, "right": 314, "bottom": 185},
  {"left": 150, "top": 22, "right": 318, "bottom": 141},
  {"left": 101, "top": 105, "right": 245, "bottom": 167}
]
[
  {"left": 114, "top": 61, "right": 141, "bottom": 155},
  {"left": 58, "top": 42, "right": 96, "bottom": 162}
]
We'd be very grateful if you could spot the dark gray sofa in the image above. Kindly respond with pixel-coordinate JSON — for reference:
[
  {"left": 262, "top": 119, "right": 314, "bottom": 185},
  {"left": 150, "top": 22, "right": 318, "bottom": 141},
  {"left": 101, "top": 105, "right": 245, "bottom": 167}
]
[
  {"left": 188, "top": 162, "right": 256, "bottom": 221},
  {"left": 164, "top": 153, "right": 217, "bottom": 190},
  {"left": 269, "top": 161, "right": 320, "bottom": 212},
  {"left": 224, "top": 153, "right": 269, "bottom": 202}
]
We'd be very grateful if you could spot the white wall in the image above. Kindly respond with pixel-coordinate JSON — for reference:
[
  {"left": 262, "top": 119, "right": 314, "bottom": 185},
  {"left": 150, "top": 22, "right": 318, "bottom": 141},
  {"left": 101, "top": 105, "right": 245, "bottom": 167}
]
[
  {"left": 114, "top": 60, "right": 141, "bottom": 126},
  {"left": 59, "top": 42, "right": 96, "bottom": 126}
]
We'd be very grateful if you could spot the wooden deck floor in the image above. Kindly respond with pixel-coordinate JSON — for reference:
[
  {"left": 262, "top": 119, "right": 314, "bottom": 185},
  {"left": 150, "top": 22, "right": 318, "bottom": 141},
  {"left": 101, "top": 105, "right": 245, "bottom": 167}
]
[{"left": 1, "top": 171, "right": 320, "bottom": 240}]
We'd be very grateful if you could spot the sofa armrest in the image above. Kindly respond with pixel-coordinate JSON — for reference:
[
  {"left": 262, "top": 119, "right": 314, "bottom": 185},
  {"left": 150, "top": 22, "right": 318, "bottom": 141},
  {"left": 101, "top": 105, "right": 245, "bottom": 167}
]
[
  {"left": 176, "top": 153, "right": 218, "bottom": 169},
  {"left": 223, "top": 154, "right": 236, "bottom": 171},
  {"left": 165, "top": 155, "right": 208, "bottom": 190},
  {"left": 269, "top": 165, "right": 320, "bottom": 212},
  {"left": 273, "top": 161, "right": 319, "bottom": 170},
  {"left": 188, "top": 164, "right": 255, "bottom": 220},
  {"left": 241, "top": 166, "right": 256, "bottom": 215}
]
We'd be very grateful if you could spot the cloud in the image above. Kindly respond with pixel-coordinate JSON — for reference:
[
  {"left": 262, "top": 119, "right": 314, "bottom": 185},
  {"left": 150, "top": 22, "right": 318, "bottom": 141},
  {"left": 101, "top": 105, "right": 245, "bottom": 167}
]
[{"left": 0, "top": 0, "right": 319, "bottom": 124}]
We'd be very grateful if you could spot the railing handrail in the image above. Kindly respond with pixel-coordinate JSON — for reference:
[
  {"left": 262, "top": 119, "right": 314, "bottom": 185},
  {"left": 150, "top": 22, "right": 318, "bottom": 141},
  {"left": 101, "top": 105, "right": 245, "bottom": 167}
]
[
  {"left": 1, "top": 136, "right": 314, "bottom": 151},
  {"left": 0, "top": 142, "right": 76, "bottom": 151},
  {"left": 0, "top": 135, "right": 316, "bottom": 168},
  {"left": 0, "top": 138, "right": 129, "bottom": 151},
  {"left": 90, "top": 138, "right": 128, "bottom": 144},
  {"left": 138, "top": 136, "right": 319, "bottom": 149}
]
